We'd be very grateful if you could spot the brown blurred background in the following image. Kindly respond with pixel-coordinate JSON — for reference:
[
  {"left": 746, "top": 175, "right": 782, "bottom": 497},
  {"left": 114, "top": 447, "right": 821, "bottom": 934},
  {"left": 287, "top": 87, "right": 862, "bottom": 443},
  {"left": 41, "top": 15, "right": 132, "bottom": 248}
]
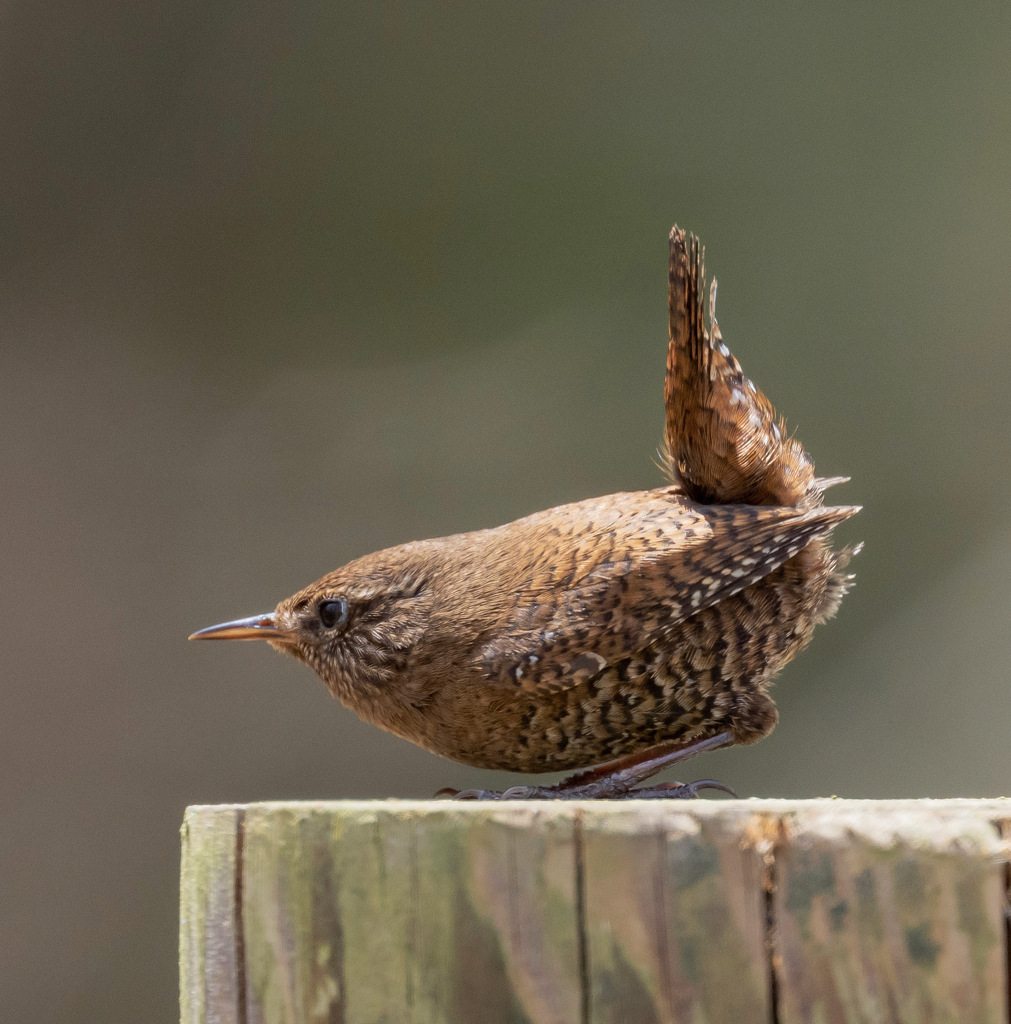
[{"left": 2, "top": 1, "right": 1010, "bottom": 1020}]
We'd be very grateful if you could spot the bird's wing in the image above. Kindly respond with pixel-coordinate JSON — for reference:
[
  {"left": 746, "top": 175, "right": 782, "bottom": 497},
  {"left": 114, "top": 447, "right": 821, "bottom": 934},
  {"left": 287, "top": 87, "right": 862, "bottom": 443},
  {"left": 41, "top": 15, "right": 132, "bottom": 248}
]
[{"left": 477, "top": 502, "right": 858, "bottom": 693}]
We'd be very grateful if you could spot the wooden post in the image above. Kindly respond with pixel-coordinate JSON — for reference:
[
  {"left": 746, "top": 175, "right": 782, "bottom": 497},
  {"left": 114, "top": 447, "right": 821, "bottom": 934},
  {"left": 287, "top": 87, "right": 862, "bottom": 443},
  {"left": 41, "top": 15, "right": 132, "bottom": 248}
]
[{"left": 180, "top": 799, "right": 1010, "bottom": 1024}]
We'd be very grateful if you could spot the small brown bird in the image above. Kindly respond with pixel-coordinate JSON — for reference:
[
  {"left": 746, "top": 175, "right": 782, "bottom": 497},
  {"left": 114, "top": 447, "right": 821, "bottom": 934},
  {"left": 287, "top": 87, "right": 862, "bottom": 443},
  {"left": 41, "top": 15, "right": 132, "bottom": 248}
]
[{"left": 191, "top": 227, "right": 859, "bottom": 799}]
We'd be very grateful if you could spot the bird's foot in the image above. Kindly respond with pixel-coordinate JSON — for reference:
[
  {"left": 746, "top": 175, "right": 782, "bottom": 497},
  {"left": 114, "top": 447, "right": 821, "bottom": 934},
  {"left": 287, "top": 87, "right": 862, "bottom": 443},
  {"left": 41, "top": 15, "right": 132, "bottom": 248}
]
[
  {"left": 440, "top": 777, "right": 736, "bottom": 800},
  {"left": 435, "top": 732, "right": 737, "bottom": 800},
  {"left": 614, "top": 779, "right": 737, "bottom": 799}
]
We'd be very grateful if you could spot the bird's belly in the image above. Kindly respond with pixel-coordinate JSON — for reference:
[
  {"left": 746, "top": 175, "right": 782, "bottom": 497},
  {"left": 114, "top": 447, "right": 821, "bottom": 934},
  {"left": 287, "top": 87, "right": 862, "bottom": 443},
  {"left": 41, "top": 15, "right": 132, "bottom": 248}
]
[{"left": 343, "top": 544, "right": 839, "bottom": 773}]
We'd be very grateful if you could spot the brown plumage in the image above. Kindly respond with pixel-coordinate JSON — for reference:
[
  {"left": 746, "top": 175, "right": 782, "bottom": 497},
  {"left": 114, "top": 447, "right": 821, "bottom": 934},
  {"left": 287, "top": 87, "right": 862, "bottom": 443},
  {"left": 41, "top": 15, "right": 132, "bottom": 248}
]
[{"left": 191, "top": 226, "right": 859, "bottom": 798}]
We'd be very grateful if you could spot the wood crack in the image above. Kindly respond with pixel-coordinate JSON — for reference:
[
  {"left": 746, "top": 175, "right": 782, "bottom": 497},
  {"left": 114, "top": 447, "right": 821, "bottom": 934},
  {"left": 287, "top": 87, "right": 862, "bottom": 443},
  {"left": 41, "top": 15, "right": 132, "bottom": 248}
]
[
  {"left": 763, "top": 829, "right": 782, "bottom": 1024},
  {"left": 999, "top": 818, "right": 1010, "bottom": 1024},
  {"left": 573, "top": 809, "right": 591, "bottom": 1024},
  {"left": 233, "top": 809, "right": 247, "bottom": 1024}
]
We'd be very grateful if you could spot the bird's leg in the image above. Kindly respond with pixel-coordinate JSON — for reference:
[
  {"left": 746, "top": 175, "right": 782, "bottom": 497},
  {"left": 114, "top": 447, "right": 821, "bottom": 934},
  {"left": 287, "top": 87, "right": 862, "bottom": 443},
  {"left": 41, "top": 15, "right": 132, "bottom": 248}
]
[
  {"left": 445, "top": 732, "right": 736, "bottom": 800},
  {"left": 552, "top": 732, "right": 734, "bottom": 792}
]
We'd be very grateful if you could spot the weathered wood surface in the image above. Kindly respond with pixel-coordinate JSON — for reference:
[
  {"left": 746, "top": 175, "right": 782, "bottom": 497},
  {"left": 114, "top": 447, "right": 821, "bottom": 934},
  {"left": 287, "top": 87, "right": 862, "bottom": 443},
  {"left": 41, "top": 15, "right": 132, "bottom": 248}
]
[{"left": 180, "top": 799, "right": 1011, "bottom": 1024}]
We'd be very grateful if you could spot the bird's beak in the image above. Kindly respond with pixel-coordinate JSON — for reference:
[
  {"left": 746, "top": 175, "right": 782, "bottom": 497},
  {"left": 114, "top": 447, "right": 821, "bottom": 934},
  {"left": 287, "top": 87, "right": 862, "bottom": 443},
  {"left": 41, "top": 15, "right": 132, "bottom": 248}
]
[{"left": 188, "top": 613, "right": 285, "bottom": 642}]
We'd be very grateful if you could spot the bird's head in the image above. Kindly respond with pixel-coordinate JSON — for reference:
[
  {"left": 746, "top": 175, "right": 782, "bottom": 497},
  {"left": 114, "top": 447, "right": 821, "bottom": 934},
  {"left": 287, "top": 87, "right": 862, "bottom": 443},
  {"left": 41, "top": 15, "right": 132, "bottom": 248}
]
[{"left": 189, "top": 550, "right": 435, "bottom": 706}]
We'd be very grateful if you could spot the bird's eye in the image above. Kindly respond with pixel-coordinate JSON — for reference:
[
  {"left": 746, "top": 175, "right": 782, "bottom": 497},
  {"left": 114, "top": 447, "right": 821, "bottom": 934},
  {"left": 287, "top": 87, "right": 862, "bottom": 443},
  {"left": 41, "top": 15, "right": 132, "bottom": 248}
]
[{"left": 318, "top": 598, "right": 348, "bottom": 630}]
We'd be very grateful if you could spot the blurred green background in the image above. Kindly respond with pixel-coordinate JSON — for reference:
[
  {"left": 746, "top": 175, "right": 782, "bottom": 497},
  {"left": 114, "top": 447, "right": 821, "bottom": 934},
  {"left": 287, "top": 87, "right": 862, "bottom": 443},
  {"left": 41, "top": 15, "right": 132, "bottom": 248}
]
[{"left": 2, "top": 1, "right": 1009, "bottom": 1020}]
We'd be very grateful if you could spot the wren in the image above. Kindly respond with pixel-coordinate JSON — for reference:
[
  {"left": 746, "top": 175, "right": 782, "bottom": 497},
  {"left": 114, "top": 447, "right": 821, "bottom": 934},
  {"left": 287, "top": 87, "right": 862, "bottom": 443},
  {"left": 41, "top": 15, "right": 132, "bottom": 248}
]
[{"left": 191, "top": 227, "right": 859, "bottom": 799}]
